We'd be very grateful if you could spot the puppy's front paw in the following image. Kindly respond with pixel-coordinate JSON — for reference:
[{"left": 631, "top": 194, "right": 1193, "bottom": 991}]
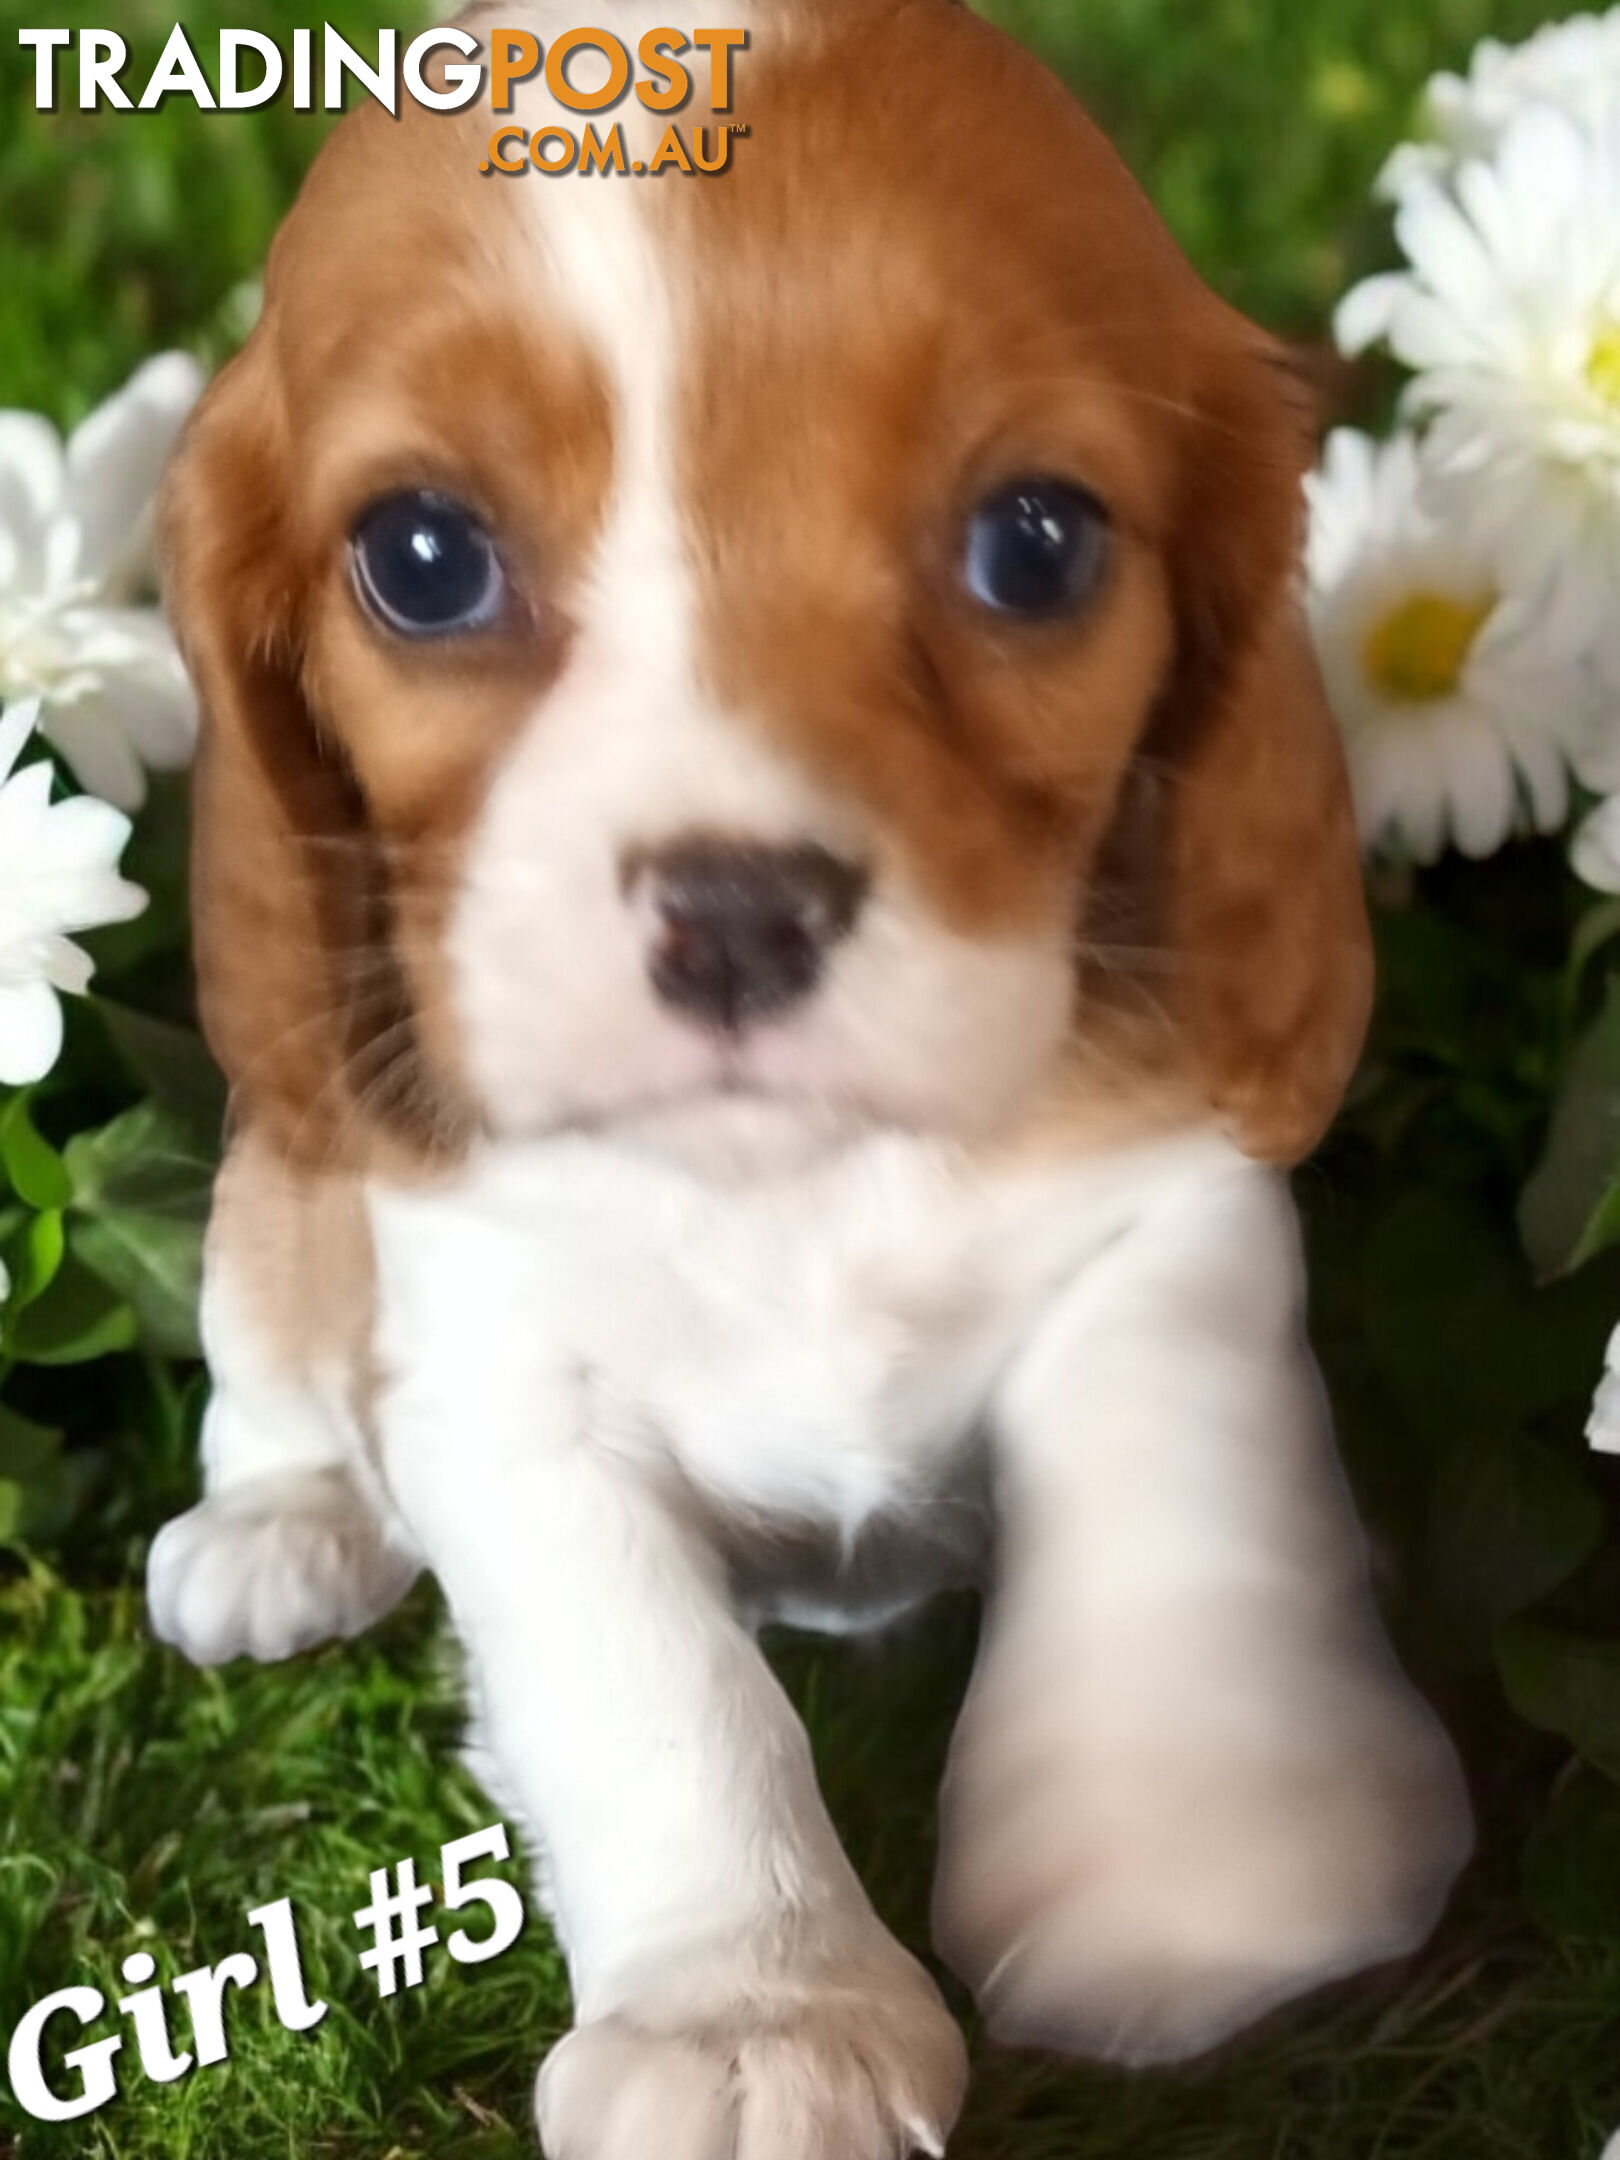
[
  {"left": 932, "top": 1663, "right": 1472, "bottom": 2066},
  {"left": 147, "top": 1467, "right": 419, "bottom": 1665},
  {"left": 536, "top": 1940, "right": 967, "bottom": 2160}
]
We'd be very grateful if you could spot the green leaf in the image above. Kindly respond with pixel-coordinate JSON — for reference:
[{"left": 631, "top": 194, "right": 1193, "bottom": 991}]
[
  {"left": 1565, "top": 896, "right": 1620, "bottom": 1006},
  {"left": 2, "top": 1208, "right": 65, "bottom": 1317},
  {"left": 64, "top": 1102, "right": 212, "bottom": 1358},
  {"left": 1426, "top": 1436, "right": 1605, "bottom": 1659},
  {"left": 1520, "top": 975, "right": 1620, "bottom": 1280},
  {"left": 97, "top": 1003, "right": 226, "bottom": 1135},
  {"left": 0, "top": 1404, "right": 89, "bottom": 1546},
  {"left": 4, "top": 1254, "right": 139, "bottom": 1365},
  {"left": 1497, "top": 1617, "right": 1620, "bottom": 1782},
  {"left": 0, "top": 1403, "right": 63, "bottom": 1480},
  {"left": 1521, "top": 1773, "right": 1620, "bottom": 1942},
  {"left": 1362, "top": 1189, "right": 1543, "bottom": 1436},
  {"left": 69, "top": 1216, "right": 203, "bottom": 1359},
  {"left": 1370, "top": 902, "right": 1542, "bottom": 1078},
  {"left": 66, "top": 1100, "right": 217, "bottom": 1218},
  {"left": 0, "top": 1093, "right": 71, "bottom": 1211}
]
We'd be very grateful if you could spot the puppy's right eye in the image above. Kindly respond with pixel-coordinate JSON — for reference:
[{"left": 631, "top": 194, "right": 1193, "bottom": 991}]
[
  {"left": 963, "top": 478, "right": 1109, "bottom": 619},
  {"left": 349, "top": 491, "right": 505, "bottom": 638}
]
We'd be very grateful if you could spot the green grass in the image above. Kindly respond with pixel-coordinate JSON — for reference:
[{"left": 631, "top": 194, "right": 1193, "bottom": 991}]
[
  {"left": 6, "top": 1542, "right": 1620, "bottom": 2159},
  {"left": 6, "top": 3, "right": 1620, "bottom": 2156}
]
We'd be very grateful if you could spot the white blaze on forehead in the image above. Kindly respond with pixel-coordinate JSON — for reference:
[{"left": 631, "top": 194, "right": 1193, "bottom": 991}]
[
  {"left": 475, "top": 0, "right": 772, "bottom": 693},
  {"left": 448, "top": 1, "right": 860, "bottom": 1134},
  {"left": 490, "top": 1, "right": 820, "bottom": 816},
  {"left": 529, "top": 126, "right": 689, "bottom": 668},
  {"left": 446, "top": 0, "right": 1077, "bottom": 1146}
]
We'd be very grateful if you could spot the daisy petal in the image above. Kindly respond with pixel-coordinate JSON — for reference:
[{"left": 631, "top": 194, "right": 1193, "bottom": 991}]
[
  {"left": 39, "top": 933, "right": 96, "bottom": 998},
  {"left": 0, "top": 413, "right": 65, "bottom": 591},
  {"left": 39, "top": 700, "right": 150, "bottom": 812},
  {"left": 57, "top": 664, "right": 196, "bottom": 777},
  {"left": 1393, "top": 177, "right": 1501, "bottom": 324},
  {"left": 1444, "top": 713, "right": 1517, "bottom": 855},
  {"left": 1571, "top": 797, "right": 1620, "bottom": 891},
  {"left": 1334, "top": 274, "right": 1409, "bottom": 357},
  {"left": 0, "top": 978, "right": 64, "bottom": 1087},
  {"left": 64, "top": 351, "right": 205, "bottom": 594},
  {"left": 0, "top": 697, "right": 42, "bottom": 783}
]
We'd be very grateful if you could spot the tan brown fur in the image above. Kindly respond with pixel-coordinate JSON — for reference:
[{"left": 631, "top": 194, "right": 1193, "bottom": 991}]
[
  {"left": 674, "top": 0, "right": 1369, "bottom": 1160},
  {"left": 162, "top": 89, "right": 612, "bottom": 1168},
  {"left": 207, "top": 1126, "right": 376, "bottom": 1387},
  {"left": 163, "top": 0, "right": 1369, "bottom": 1178}
]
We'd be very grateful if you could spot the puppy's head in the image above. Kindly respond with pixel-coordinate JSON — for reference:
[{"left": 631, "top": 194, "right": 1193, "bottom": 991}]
[{"left": 163, "top": 0, "right": 1370, "bottom": 1173}]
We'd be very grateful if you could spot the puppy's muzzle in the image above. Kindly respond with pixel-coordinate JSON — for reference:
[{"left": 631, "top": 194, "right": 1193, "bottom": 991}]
[{"left": 630, "top": 838, "right": 868, "bottom": 1031}]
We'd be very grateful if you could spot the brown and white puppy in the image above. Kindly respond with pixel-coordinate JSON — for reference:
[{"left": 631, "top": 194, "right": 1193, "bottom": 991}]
[{"left": 146, "top": 4, "right": 1473, "bottom": 2151}]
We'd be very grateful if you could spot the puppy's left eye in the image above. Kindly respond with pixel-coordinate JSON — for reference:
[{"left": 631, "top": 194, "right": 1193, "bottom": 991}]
[
  {"left": 350, "top": 490, "right": 505, "bottom": 638},
  {"left": 963, "top": 479, "right": 1109, "bottom": 618}
]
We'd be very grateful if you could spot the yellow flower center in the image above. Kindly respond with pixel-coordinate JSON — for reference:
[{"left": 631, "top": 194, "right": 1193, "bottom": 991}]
[
  {"left": 1588, "top": 321, "right": 1620, "bottom": 406},
  {"left": 1362, "top": 590, "right": 1492, "bottom": 704}
]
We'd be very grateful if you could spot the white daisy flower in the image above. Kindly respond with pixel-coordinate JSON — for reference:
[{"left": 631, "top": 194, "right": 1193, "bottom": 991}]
[
  {"left": 1306, "top": 428, "right": 1594, "bottom": 863},
  {"left": 0, "top": 698, "right": 147, "bottom": 1087},
  {"left": 0, "top": 351, "right": 204, "bottom": 812},
  {"left": 1377, "top": 8, "right": 1620, "bottom": 198},
  {"left": 1337, "top": 106, "right": 1620, "bottom": 709}
]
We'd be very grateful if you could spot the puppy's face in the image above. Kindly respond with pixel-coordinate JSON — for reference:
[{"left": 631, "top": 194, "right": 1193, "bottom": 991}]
[{"left": 164, "top": 0, "right": 1370, "bottom": 1170}]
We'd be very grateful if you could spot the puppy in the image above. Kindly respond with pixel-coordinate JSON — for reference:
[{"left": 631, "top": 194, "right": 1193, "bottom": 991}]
[{"left": 147, "top": 3, "right": 1473, "bottom": 2151}]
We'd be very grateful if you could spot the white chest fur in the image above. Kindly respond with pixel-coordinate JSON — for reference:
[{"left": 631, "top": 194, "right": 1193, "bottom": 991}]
[
  {"left": 364, "top": 1120, "right": 1230, "bottom": 1545},
  {"left": 153, "top": 1109, "right": 1472, "bottom": 2094}
]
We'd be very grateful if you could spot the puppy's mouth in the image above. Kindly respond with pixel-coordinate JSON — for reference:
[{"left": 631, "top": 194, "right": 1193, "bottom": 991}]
[
  {"left": 449, "top": 829, "right": 1078, "bottom": 1156},
  {"left": 567, "top": 1028, "right": 875, "bottom": 1140},
  {"left": 532, "top": 833, "right": 886, "bottom": 1148},
  {"left": 549, "top": 1056, "right": 878, "bottom": 1177}
]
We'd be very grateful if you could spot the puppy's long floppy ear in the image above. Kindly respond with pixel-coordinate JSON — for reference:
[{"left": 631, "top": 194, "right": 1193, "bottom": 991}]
[
  {"left": 159, "top": 333, "right": 399, "bottom": 1172},
  {"left": 1155, "top": 329, "right": 1372, "bottom": 1164}
]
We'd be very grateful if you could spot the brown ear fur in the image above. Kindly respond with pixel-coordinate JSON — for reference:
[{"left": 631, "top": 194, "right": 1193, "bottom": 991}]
[
  {"left": 159, "top": 334, "right": 416, "bottom": 1173},
  {"left": 1156, "top": 333, "right": 1372, "bottom": 1164}
]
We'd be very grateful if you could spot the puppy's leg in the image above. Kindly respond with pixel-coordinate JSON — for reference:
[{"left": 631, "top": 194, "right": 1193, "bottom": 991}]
[
  {"left": 147, "top": 1130, "right": 419, "bottom": 1665},
  {"left": 932, "top": 1152, "right": 1472, "bottom": 2065},
  {"left": 378, "top": 1381, "right": 967, "bottom": 2160}
]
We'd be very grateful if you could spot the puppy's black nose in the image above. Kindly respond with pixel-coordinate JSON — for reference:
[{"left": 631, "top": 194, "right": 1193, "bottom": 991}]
[{"left": 636, "top": 839, "right": 867, "bottom": 1030}]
